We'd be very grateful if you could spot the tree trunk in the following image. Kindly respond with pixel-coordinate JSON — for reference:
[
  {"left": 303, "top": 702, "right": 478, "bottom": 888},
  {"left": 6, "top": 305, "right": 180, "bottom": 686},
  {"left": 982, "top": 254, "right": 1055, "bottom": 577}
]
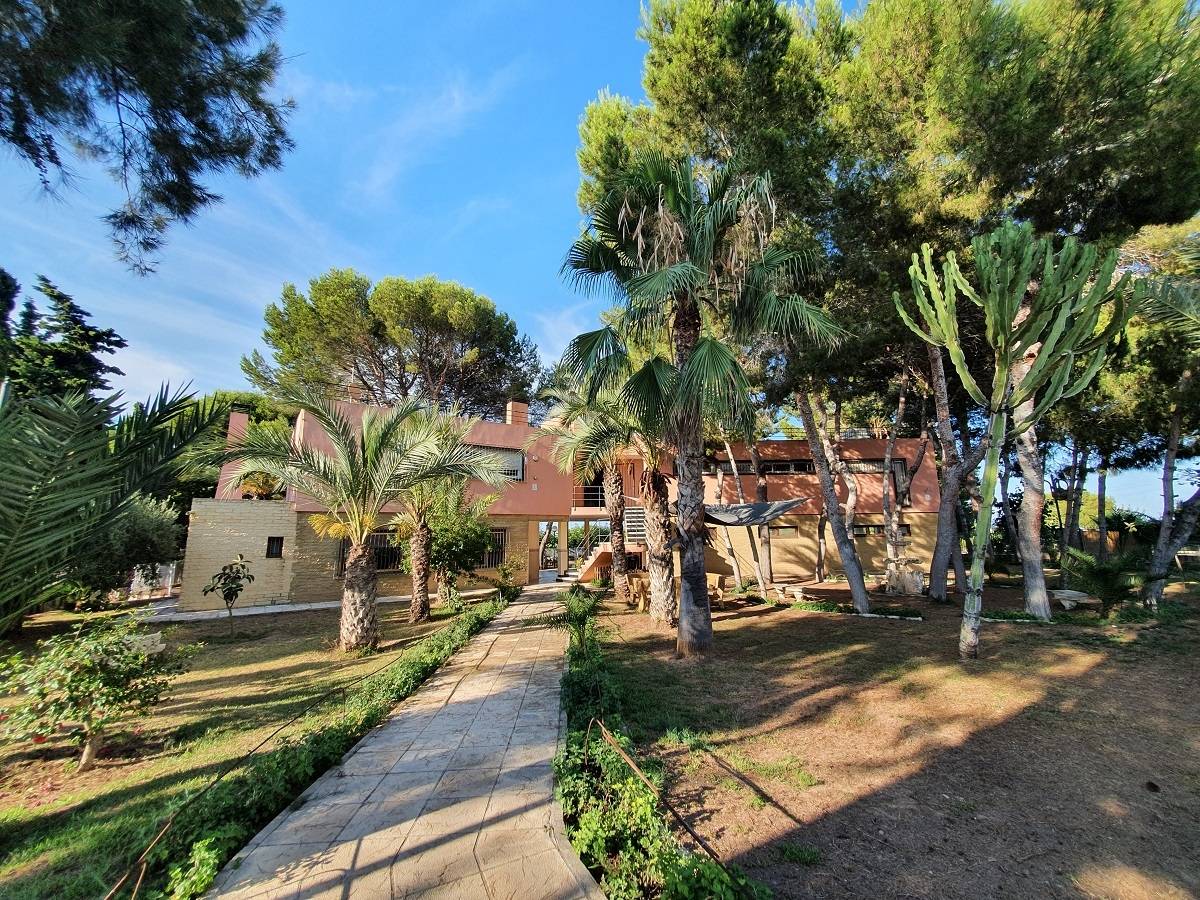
[
  {"left": 960, "top": 410, "right": 1008, "bottom": 659},
  {"left": 538, "top": 524, "right": 551, "bottom": 569},
  {"left": 715, "top": 464, "right": 744, "bottom": 586},
  {"left": 1096, "top": 458, "right": 1109, "bottom": 562},
  {"left": 603, "top": 463, "right": 631, "bottom": 606},
  {"left": 747, "top": 440, "right": 773, "bottom": 585},
  {"left": 723, "top": 439, "right": 765, "bottom": 594},
  {"left": 672, "top": 297, "right": 712, "bottom": 657},
  {"left": 999, "top": 447, "right": 1021, "bottom": 562},
  {"left": 78, "top": 728, "right": 101, "bottom": 772},
  {"left": 408, "top": 520, "right": 432, "bottom": 623},
  {"left": 816, "top": 512, "right": 827, "bottom": 582},
  {"left": 1145, "top": 486, "right": 1200, "bottom": 606},
  {"left": 1010, "top": 307, "right": 1051, "bottom": 619},
  {"left": 796, "top": 391, "right": 870, "bottom": 612},
  {"left": 341, "top": 541, "right": 380, "bottom": 652},
  {"left": 1145, "top": 369, "right": 1194, "bottom": 607},
  {"left": 927, "top": 344, "right": 966, "bottom": 601},
  {"left": 642, "top": 467, "right": 676, "bottom": 627},
  {"left": 1013, "top": 417, "right": 1051, "bottom": 620},
  {"left": 882, "top": 374, "right": 908, "bottom": 594}
]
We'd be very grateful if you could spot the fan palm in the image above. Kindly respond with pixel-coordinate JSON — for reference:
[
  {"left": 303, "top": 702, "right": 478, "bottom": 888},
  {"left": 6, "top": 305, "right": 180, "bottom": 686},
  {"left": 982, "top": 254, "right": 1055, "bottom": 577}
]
[
  {"left": 540, "top": 381, "right": 677, "bottom": 627},
  {"left": 0, "top": 383, "right": 226, "bottom": 631},
  {"left": 388, "top": 414, "right": 509, "bottom": 624},
  {"left": 222, "top": 390, "right": 508, "bottom": 651},
  {"left": 561, "top": 152, "right": 839, "bottom": 656}
]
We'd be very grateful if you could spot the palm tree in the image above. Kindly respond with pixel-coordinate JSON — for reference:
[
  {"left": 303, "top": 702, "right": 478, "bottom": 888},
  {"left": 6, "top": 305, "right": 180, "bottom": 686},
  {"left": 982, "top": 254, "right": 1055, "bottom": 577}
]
[
  {"left": 540, "top": 384, "right": 677, "bottom": 626},
  {"left": 222, "top": 390, "right": 507, "bottom": 651},
  {"left": 562, "top": 152, "right": 839, "bottom": 655},
  {"left": 388, "top": 414, "right": 509, "bottom": 624},
  {"left": 0, "top": 383, "right": 225, "bottom": 631}
]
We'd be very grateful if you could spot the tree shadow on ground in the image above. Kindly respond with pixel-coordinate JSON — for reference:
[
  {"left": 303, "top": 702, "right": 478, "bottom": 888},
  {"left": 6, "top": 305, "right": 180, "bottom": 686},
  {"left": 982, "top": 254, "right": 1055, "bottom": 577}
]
[{"left": 601, "top": 595, "right": 1200, "bottom": 900}]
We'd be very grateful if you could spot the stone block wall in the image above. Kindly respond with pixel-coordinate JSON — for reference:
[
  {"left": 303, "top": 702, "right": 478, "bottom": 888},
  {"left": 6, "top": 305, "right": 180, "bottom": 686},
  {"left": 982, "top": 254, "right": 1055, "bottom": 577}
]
[{"left": 179, "top": 500, "right": 298, "bottom": 610}]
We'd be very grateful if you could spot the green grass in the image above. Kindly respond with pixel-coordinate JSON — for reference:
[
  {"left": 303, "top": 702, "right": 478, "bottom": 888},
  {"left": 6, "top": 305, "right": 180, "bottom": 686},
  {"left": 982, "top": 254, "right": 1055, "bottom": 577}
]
[
  {"left": 722, "top": 749, "right": 821, "bottom": 790},
  {"left": 776, "top": 842, "right": 822, "bottom": 865},
  {"left": 0, "top": 601, "right": 487, "bottom": 899}
]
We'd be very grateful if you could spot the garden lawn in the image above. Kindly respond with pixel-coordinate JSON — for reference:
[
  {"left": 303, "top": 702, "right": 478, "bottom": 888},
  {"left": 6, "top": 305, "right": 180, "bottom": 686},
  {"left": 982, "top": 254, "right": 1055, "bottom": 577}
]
[
  {"left": 0, "top": 602, "right": 458, "bottom": 899},
  {"left": 597, "top": 578, "right": 1200, "bottom": 900}
]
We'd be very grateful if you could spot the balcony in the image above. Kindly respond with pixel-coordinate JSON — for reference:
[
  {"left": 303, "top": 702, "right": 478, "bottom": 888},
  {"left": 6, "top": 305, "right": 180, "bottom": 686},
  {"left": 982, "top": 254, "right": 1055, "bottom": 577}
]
[{"left": 573, "top": 484, "right": 605, "bottom": 509}]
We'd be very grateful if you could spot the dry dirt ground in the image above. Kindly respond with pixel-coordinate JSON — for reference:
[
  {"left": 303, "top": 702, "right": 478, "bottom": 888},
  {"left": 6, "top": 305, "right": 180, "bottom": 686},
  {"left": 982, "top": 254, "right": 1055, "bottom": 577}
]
[{"left": 600, "top": 582, "right": 1200, "bottom": 900}]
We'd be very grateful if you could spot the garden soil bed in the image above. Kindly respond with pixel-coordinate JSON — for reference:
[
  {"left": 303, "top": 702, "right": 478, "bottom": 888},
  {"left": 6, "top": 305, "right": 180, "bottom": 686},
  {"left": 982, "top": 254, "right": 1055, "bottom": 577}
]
[{"left": 601, "top": 581, "right": 1200, "bottom": 900}]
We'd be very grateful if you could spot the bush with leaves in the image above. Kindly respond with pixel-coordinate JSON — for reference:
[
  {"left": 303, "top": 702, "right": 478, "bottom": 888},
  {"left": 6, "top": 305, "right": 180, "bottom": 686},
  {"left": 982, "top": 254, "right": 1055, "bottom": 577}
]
[
  {"left": 64, "top": 492, "right": 181, "bottom": 609},
  {"left": 485, "top": 559, "right": 525, "bottom": 603},
  {"left": 0, "top": 615, "right": 196, "bottom": 771},
  {"left": 553, "top": 601, "right": 769, "bottom": 898},
  {"left": 202, "top": 555, "right": 255, "bottom": 635},
  {"left": 526, "top": 584, "right": 604, "bottom": 653},
  {"left": 1062, "top": 549, "right": 1144, "bottom": 614}
]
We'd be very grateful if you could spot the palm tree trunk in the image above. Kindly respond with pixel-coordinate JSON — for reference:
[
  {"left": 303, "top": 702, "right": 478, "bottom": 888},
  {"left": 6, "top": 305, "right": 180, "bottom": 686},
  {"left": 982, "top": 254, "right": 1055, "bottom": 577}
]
[
  {"left": 641, "top": 467, "right": 675, "bottom": 627},
  {"left": 961, "top": 410, "right": 1008, "bottom": 659},
  {"left": 672, "top": 297, "right": 712, "bottom": 657},
  {"left": 341, "top": 541, "right": 380, "bottom": 651},
  {"left": 723, "top": 439, "right": 766, "bottom": 594},
  {"left": 604, "top": 463, "right": 631, "bottom": 606},
  {"left": 747, "top": 440, "right": 773, "bottom": 585},
  {"left": 796, "top": 391, "right": 870, "bottom": 613},
  {"left": 408, "top": 520, "right": 432, "bottom": 623},
  {"left": 1145, "top": 369, "right": 1193, "bottom": 607},
  {"left": 1096, "top": 459, "right": 1109, "bottom": 562}
]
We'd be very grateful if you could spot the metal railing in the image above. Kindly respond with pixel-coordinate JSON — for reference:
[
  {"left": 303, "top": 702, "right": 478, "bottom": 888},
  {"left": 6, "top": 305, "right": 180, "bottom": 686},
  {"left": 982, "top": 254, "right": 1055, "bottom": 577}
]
[{"left": 573, "top": 484, "right": 605, "bottom": 508}]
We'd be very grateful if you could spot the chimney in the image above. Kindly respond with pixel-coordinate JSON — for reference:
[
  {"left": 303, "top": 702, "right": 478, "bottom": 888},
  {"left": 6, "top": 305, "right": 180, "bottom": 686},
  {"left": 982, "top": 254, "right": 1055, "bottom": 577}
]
[{"left": 505, "top": 400, "right": 528, "bottom": 426}]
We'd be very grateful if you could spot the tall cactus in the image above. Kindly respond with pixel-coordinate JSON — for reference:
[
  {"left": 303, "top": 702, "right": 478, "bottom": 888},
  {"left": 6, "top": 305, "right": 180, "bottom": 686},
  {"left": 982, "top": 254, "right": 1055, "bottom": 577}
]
[{"left": 895, "top": 222, "right": 1136, "bottom": 659}]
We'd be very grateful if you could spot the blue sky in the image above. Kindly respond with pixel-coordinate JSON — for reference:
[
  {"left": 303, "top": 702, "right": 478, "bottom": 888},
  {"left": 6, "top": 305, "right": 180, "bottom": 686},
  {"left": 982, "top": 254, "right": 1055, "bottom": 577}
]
[{"left": 0, "top": 1, "right": 1182, "bottom": 514}]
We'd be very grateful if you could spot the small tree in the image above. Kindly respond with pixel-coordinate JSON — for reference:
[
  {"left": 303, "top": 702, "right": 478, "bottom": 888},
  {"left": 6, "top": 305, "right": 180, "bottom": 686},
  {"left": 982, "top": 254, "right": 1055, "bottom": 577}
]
[
  {"left": 202, "top": 555, "right": 254, "bottom": 636},
  {"left": 0, "top": 616, "right": 195, "bottom": 771},
  {"left": 895, "top": 221, "right": 1135, "bottom": 658}
]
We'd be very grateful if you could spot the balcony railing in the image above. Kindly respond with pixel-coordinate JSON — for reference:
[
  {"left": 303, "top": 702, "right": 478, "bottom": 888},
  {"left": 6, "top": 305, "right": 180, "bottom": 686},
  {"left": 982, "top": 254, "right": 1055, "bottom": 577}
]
[{"left": 573, "top": 484, "right": 606, "bottom": 508}]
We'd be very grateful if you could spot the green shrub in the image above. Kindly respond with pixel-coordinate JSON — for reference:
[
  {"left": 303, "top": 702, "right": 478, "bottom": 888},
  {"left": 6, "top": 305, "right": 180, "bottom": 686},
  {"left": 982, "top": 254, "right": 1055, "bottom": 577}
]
[
  {"left": 0, "top": 614, "right": 197, "bottom": 771},
  {"left": 150, "top": 599, "right": 505, "bottom": 898},
  {"left": 791, "top": 599, "right": 840, "bottom": 613},
  {"left": 555, "top": 631, "right": 768, "bottom": 898},
  {"left": 981, "top": 608, "right": 1041, "bottom": 622},
  {"left": 526, "top": 584, "right": 603, "bottom": 653}
]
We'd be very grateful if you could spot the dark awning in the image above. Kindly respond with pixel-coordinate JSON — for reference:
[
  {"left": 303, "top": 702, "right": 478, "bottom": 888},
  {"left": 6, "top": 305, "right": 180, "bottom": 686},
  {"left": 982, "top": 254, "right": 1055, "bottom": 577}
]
[{"left": 703, "top": 499, "right": 806, "bottom": 526}]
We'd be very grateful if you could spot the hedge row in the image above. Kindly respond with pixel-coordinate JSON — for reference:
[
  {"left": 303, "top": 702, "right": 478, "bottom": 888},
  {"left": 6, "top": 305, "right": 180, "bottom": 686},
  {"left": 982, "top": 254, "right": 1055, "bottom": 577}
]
[
  {"left": 553, "top": 640, "right": 769, "bottom": 899},
  {"left": 143, "top": 599, "right": 507, "bottom": 898}
]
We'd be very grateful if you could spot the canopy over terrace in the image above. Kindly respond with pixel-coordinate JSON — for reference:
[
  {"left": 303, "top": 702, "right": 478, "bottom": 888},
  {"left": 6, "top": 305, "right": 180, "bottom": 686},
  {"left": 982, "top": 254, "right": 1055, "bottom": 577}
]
[{"left": 699, "top": 499, "right": 807, "bottom": 526}]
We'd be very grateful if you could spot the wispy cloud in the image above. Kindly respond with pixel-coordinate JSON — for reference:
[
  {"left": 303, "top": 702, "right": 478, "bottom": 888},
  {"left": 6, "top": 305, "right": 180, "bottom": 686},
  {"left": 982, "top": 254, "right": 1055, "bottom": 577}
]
[
  {"left": 110, "top": 347, "right": 194, "bottom": 400},
  {"left": 532, "top": 299, "right": 600, "bottom": 366},
  {"left": 356, "top": 62, "right": 526, "bottom": 200},
  {"left": 441, "top": 195, "right": 512, "bottom": 241}
]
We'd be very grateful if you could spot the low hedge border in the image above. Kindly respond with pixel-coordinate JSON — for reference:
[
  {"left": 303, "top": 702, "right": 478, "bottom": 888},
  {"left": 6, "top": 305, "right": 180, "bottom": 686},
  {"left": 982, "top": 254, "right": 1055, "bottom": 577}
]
[
  {"left": 139, "top": 598, "right": 508, "bottom": 898},
  {"left": 554, "top": 641, "right": 769, "bottom": 899},
  {"left": 790, "top": 599, "right": 923, "bottom": 620}
]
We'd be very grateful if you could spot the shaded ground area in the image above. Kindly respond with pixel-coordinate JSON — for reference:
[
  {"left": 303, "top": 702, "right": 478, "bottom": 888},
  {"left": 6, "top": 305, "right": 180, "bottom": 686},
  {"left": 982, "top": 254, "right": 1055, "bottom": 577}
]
[
  {"left": 601, "top": 580, "right": 1200, "bottom": 900},
  {"left": 0, "top": 602, "right": 453, "bottom": 899}
]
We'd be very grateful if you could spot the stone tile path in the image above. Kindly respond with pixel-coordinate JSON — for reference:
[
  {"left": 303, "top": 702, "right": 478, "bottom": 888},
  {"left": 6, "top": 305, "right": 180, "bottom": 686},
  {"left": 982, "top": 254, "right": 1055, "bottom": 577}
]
[{"left": 210, "top": 584, "right": 598, "bottom": 899}]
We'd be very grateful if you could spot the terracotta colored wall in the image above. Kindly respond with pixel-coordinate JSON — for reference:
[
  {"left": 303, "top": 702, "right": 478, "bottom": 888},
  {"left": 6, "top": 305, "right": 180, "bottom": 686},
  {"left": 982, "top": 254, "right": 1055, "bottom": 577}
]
[
  {"left": 699, "top": 439, "right": 940, "bottom": 514},
  {"left": 288, "top": 403, "right": 575, "bottom": 519}
]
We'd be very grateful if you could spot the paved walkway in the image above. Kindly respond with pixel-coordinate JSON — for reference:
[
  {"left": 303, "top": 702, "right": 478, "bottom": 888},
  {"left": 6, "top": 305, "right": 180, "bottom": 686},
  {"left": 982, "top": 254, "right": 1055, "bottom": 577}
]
[{"left": 210, "top": 583, "right": 599, "bottom": 899}]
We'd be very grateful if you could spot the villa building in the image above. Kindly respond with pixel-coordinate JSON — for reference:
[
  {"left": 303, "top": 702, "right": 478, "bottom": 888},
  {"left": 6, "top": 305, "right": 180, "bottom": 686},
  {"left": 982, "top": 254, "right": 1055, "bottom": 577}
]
[{"left": 178, "top": 400, "right": 940, "bottom": 611}]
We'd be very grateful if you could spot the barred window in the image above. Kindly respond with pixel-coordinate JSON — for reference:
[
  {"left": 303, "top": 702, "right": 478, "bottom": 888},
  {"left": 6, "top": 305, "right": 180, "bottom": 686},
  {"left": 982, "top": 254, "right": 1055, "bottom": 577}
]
[
  {"left": 337, "top": 530, "right": 404, "bottom": 575},
  {"left": 265, "top": 536, "right": 284, "bottom": 558},
  {"left": 762, "top": 460, "right": 816, "bottom": 474},
  {"left": 480, "top": 528, "right": 507, "bottom": 568},
  {"left": 770, "top": 525, "right": 800, "bottom": 539},
  {"left": 852, "top": 523, "right": 911, "bottom": 537},
  {"left": 845, "top": 459, "right": 888, "bottom": 474}
]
